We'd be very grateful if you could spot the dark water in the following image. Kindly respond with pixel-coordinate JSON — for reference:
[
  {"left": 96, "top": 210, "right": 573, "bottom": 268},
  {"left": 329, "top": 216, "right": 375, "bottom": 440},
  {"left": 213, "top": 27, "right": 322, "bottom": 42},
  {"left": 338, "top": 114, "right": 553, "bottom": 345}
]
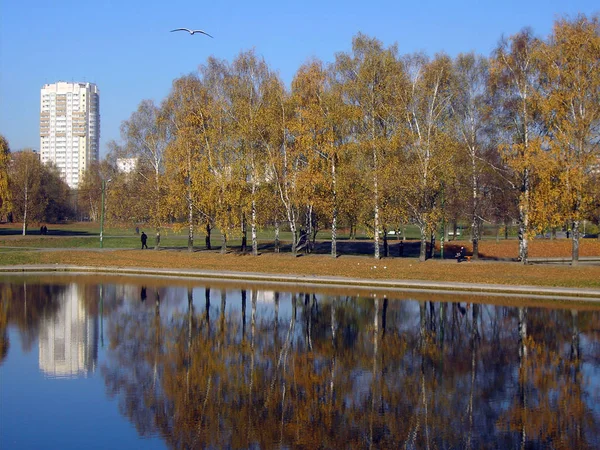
[{"left": 1, "top": 275, "right": 599, "bottom": 450}]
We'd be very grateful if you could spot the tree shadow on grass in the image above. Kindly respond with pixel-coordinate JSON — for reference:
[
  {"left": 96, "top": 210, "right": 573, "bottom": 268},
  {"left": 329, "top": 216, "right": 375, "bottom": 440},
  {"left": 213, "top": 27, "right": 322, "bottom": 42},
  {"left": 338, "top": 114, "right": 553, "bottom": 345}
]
[{"left": 0, "top": 229, "right": 95, "bottom": 237}]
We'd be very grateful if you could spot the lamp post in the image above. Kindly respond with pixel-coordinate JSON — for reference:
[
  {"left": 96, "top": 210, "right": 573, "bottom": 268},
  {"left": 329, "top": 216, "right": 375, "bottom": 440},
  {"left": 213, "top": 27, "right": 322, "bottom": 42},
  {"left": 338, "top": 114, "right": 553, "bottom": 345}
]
[{"left": 99, "top": 178, "right": 111, "bottom": 248}]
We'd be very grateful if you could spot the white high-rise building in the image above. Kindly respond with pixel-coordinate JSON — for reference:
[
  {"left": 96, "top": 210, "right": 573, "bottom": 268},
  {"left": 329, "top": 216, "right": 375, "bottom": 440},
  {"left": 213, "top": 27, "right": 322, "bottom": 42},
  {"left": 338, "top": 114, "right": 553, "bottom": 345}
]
[{"left": 40, "top": 82, "right": 100, "bottom": 189}]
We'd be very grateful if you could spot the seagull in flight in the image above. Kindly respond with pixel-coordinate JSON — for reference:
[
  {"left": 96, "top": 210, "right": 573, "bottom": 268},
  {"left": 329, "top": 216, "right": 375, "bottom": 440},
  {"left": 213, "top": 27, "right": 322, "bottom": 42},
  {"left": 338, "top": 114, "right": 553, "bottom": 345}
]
[{"left": 170, "top": 28, "right": 214, "bottom": 38}]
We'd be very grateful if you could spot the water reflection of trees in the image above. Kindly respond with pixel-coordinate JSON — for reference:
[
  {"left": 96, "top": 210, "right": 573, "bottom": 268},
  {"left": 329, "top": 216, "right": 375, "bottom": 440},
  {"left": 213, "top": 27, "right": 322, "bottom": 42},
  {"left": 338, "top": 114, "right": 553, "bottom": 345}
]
[
  {"left": 100, "top": 290, "right": 600, "bottom": 449},
  {"left": 0, "top": 282, "right": 66, "bottom": 362}
]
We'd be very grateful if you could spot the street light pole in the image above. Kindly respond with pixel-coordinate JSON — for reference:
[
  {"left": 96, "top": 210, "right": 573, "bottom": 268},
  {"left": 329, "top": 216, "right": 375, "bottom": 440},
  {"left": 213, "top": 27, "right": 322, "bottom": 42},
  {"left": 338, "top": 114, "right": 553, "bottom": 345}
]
[
  {"left": 100, "top": 179, "right": 106, "bottom": 248},
  {"left": 100, "top": 178, "right": 111, "bottom": 248}
]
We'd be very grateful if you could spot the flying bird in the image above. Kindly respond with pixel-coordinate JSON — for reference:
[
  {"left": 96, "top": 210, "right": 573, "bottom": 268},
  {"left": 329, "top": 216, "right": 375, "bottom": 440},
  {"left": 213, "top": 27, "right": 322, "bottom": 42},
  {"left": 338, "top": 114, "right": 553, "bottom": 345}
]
[{"left": 170, "top": 28, "right": 214, "bottom": 38}]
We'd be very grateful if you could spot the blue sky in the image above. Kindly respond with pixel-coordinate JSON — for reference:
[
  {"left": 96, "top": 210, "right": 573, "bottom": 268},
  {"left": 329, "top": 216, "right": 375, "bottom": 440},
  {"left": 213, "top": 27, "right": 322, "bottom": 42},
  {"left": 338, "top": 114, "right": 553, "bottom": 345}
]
[{"left": 1, "top": 0, "right": 598, "bottom": 157}]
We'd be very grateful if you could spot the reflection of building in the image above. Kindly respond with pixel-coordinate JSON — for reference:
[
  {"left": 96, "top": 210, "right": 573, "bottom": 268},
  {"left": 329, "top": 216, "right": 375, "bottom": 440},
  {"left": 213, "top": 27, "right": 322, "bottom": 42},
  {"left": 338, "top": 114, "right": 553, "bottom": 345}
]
[{"left": 39, "top": 284, "right": 98, "bottom": 378}]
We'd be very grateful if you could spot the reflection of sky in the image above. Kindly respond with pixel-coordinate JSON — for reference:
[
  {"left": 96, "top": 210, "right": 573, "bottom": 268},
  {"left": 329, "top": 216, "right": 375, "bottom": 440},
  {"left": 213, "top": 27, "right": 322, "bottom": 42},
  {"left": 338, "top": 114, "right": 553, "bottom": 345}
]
[{"left": 1, "top": 326, "right": 165, "bottom": 450}]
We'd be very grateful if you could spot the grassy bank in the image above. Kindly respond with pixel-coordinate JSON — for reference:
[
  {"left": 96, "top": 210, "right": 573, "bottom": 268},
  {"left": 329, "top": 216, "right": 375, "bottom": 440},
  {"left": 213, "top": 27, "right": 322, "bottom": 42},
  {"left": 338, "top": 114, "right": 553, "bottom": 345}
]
[
  {"left": 2, "top": 222, "right": 599, "bottom": 290},
  {"left": 1, "top": 248, "right": 599, "bottom": 289}
]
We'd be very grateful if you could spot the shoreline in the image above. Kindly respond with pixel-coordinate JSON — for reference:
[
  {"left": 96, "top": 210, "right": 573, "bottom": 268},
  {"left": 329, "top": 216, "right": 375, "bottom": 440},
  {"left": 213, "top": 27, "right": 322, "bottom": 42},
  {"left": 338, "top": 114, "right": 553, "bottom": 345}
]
[{"left": 2, "top": 264, "right": 600, "bottom": 301}]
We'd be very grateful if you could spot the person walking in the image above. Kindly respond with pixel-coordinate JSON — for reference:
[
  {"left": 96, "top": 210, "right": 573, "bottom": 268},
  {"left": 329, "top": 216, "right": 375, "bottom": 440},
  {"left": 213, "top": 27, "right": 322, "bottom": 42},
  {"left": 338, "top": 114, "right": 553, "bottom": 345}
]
[{"left": 141, "top": 231, "right": 148, "bottom": 249}]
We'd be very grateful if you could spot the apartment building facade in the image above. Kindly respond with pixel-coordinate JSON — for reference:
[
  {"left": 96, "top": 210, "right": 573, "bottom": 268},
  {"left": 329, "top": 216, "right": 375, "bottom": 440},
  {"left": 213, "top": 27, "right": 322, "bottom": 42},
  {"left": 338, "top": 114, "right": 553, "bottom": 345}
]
[{"left": 40, "top": 82, "right": 100, "bottom": 189}]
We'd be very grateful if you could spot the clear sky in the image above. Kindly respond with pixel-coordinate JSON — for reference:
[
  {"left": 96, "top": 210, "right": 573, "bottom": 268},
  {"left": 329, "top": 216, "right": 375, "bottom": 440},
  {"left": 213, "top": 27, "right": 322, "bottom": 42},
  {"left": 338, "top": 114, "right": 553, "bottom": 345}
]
[{"left": 1, "top": 0, "right": 598, "bottom": 157}]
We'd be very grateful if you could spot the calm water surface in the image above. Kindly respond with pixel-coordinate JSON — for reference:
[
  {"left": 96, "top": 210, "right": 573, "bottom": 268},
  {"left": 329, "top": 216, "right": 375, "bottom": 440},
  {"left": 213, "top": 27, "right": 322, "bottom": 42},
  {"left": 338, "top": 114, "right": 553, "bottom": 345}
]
[{"left": 1, "top": 275, "right": 599, "bottom": 449}]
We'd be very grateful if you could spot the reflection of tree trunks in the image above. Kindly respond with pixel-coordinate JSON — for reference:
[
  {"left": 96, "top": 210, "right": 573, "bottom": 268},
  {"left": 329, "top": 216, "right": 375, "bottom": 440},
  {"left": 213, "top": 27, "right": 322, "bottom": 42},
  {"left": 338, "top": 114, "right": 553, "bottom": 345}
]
[
  {"left": 187, "top": 287, "right": 194, "bottom": 401},
  {"left": 265, "top": 293, "right": 296, "bottom": 407},
  {"left": 428, "top": 301, "right": 436, "bottom": 333},
  {"left": 439, "top": 302, "right": 445, "bottom": 348},
  {"left": 153, "top": 290, "right": 161, "bottom": 390},
  {"left": 204, "top": 287, "right": 210, "bottom": 331},
  {"left": 99, "top": 284, "right": 104, "bottom": 348},
  {"left": 220, "top": 289, "right": 226, "bottom": 335},
  {"left": 187, "top": 287, "right": 194, "bottom": 346},
  {"left": 466, "top": 304, "right": 479, "bottom": 450},
  {"left": 330, "top": 297, "right": 337, "bottom": 404},
  {"left": 305, "top": 293, "right": 313, "bottom": 351},
  {"left": 274, "top": 292, "right": 279, "bottom": 347},
  {"left": 422, "top": 360, "right": 430, "bottom": 450},
  {"left": 241, "top": 289, "right": 247, "bottom": 340},
  {"left": 248, "top": 290, "right": 257, "bottom": 440},
  {"left": 570, "top": 309, "right": 579, "bottom": 361},
  {"left": 518, "top": 307, "right": 527, "bottom": 360},
  {"left": 518, "top": 306, "right": 528, "bottom": 450},
  {"left": 370, "top": 298, "right": 380, "bottom": 449},
  {"left": 382, "top": 297, "right": 388, "bottom": 338},
  {"left": 419, "top": 302, "right": 426, "bottom": 348}
]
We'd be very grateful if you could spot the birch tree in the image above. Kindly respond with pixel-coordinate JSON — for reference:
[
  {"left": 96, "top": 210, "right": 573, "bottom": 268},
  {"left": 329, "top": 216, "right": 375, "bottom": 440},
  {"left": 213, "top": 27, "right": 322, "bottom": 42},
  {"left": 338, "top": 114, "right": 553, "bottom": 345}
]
[
  {"left": 121, "top": 100, "right": 169, "bottom": 249},
  {"left": 164, "top": 74, "right": 210, "bottom": 252},
  {"left": 334, "top": 34, "right": 403, "bottom": 259},
  {"left": 8, "top": 150, "right": 46, "bottom": 235},
  {"left": 0, "top": 135, "right": 11, "bottom": 221},
  {"left": 228, "top": 50, "right": 273, "bottom": 256},
  {"left": 290, "top": 60, "right": 349, "bottom": 257},
  {"left": 452, "top": 53, "right": 491, "bottom": 259},
  {"left": 489, "top": 29, "right": 544, "bottom": 264},
  {"left": 403, "top": 53, "right": 456, "bottom": 261},
  {"left": 538, "top": 15, "right": 600, "bottom": 264}
]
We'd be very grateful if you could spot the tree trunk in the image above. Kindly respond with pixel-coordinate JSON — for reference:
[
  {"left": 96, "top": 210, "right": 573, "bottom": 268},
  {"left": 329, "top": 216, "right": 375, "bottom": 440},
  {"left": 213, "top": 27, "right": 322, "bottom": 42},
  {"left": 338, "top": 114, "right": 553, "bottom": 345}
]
[
  {"left": 331, "top": 158, "right": 337, "bottom": 258},
  {"left": 241, "top": 213, "right": 247, "bottom": 253},
  {"left": 205, "top": 222, "right": 212, "bottom": 250},
  {"left": 306, "top": 204, "right": 313, "bottom": 254},
  {"left": 274, "top": 219, "right": 280, "bottom": 253},
  {"left": 22, "top": 184, "right": 28, "bottom": 236},
  {"left": 154, "top": 228, "right": 161, "bottom": 250},
  {"left": 187, "top": 148, "right": 193, "bottom": 252},
  {"left": 382, "top": 227, "right": 388, "bottom": 257},
  {"left": 220, "top": 232, "right": 227, "bottom": 254},
  {"left": 251, "top": 195, "right": 258, "bottom": 256},
  {"left": 187, "top": 189, "right": 193, "bottom": 253},
  {"left": 429, "top": 231, "right": 436, "bottom": 259},
  {"left": 290, "top": 222, "right": 298, "bottom": 256},
  {"left": 471, "top": 149, "right": 479, "bottom": 260},
  {"left": 571, "top": 219, "right": 580, "bottom": 266},
  {"left": 154, "top": 169, "right": 161, "bottom": 250},
  {"left": 419, "top": 226, "right": 427, "bottom": 262},
  {"left": 472, "top": 219, "right": 479, "bottom": 260}
]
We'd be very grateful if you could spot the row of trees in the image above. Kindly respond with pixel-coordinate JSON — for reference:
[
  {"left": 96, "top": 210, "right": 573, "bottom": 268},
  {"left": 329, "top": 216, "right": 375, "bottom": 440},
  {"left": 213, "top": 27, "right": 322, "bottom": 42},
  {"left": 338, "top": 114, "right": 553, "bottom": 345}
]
[
  {"left": 76, "top": 15, "right": 599, "bottom": 264},
  {"left": 1, "top": 15, "right": 598, "bottom": 263},
  {"left": 0, "top": 136, "right": 73, "bottom": 234}
]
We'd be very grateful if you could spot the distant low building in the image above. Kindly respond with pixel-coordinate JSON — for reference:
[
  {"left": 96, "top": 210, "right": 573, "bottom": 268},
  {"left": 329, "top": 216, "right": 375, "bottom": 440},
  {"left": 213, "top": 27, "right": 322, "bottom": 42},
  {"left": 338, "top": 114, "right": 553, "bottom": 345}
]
[{"left": 116, "top": 157, "right": 138, "bottom": 174}]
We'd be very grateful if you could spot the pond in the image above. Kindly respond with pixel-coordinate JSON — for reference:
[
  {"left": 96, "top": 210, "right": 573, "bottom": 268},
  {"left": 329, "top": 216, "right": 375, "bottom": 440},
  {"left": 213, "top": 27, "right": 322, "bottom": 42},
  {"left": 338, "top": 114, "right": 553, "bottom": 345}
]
[{"left": 1, "top": 274, "right": 599, "bottom": 449}]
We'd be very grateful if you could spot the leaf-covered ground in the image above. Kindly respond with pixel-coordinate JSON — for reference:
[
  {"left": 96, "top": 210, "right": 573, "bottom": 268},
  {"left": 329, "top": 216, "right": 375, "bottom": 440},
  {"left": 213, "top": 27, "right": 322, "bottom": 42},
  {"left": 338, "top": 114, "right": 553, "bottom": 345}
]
[{"left": 1, "top": 247, "right": 599, "bottom": 290}]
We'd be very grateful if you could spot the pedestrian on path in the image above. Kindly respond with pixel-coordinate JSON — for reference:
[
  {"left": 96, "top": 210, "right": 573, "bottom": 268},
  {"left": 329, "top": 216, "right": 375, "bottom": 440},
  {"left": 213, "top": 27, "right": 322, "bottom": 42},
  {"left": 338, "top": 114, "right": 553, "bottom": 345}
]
[{"left": 141, "top": 231, "right": 148, "bottom": 249}]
